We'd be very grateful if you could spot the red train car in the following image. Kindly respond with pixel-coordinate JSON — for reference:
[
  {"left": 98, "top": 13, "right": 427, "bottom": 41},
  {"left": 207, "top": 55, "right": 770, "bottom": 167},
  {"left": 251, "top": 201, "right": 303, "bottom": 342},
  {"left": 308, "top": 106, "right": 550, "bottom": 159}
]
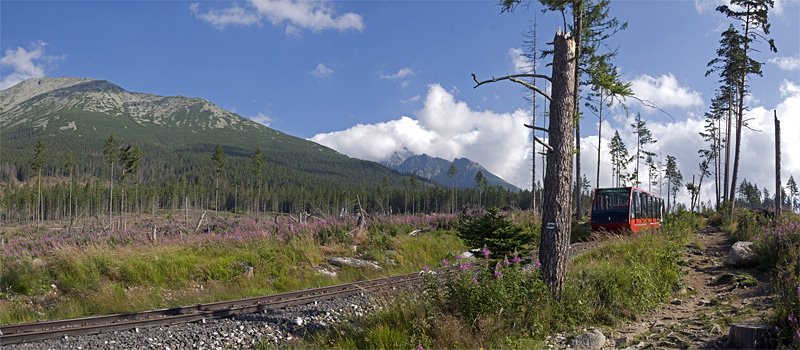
[{"left": 590, "top": 187, "right": 664, "bottom": 232}]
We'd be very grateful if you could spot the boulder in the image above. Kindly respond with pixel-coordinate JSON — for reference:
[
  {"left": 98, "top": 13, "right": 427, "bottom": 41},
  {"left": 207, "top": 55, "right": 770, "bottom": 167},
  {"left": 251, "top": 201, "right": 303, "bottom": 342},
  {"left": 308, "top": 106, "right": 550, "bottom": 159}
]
[
  {"left": 328, "top": 257, "right": 381, "bottom": 270},
  {"left": 727, "top": 241, "right": 756, "bottom": 266},
  {"left": 569, "top": 329, "right": 606, "bottom": 350}
]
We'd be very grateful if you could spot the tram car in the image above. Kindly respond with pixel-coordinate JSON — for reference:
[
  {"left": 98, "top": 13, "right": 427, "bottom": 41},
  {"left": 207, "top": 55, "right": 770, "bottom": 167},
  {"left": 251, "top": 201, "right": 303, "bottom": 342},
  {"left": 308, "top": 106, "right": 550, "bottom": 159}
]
[{"left": 590, "top": 187, "right": 664, "bottom": 232}]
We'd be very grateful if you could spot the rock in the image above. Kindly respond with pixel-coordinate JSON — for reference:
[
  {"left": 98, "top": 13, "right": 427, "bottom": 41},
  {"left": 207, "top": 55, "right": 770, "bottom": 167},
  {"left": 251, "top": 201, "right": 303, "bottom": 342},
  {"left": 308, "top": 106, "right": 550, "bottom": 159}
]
[
  {"left": 615, "top": 336, "right": 631, "bottom": 348},
  {"left": 328, "top": 257, "right": 381, "bottom": 270},
  {"left": 459, "top": 251, "right": 475, "bottom": 260},
  {"left": 243, "top": 265, "right": 254, "bottom": 278},
  {"left": 727, "top": 241, "right": 756, "bottom": 266},
  {"left": 671, "top": 299, "right": 683, "bottom": 305},
  {"left": 569, "top": 330, "right": 606, "bottom": 350},
  {"left": 316, "top": 266, "right": 338, "bottom": 277}
]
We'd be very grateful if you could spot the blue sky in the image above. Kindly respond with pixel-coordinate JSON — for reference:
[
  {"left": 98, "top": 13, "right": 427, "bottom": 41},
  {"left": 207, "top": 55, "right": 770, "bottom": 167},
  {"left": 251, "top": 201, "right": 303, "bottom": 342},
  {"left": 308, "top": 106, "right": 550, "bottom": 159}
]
[{"left": 2, "top": 0, "right": 800, "bottom": 204}]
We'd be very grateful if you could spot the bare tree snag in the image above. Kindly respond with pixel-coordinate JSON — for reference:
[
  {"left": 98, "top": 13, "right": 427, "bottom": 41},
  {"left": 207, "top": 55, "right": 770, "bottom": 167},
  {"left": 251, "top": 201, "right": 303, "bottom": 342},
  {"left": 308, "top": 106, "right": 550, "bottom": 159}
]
[
  {"left": 540, "top": 31, "right": 577, "bottom": 300},
  {"left": 472, "top": 73, "right": 552, "bottom": 101},
  {"left": 774, "top": 110, "right": 781, "bottom": 218}
]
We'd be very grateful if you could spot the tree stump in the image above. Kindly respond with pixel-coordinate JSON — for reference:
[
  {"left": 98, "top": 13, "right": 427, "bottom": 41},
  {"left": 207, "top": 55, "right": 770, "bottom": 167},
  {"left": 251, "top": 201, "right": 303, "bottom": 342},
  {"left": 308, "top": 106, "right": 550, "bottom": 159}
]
[{"left": 726, "top": 323, "right": 773, "bottom": 349}]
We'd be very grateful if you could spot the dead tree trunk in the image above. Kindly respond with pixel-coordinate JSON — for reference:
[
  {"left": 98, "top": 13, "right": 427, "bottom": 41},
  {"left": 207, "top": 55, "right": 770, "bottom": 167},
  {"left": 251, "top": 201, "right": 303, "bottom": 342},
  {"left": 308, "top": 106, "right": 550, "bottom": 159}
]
[
  {"left": 539, "top": 31, "right": 576, "bottom": 301},
  {"left": 774, "top": 111, "right": 781, "bottom": 218}
]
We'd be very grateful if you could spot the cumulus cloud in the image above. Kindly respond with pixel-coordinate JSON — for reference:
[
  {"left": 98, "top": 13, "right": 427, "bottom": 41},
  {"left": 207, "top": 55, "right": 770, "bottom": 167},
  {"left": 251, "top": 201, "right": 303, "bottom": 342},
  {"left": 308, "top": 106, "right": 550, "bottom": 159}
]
[
  {"left": 508, "top": 48, "right": 533, "bottom": 73},
  {"left": 250, "top": 113, "right": 273, "bottom": 126},
  {"left": 309, "top": 63, "right": 334, "bottom": 78},
  {"left": 401, "top": 95, "right": 421, "bottom": 104},
  {"left": 190, "top": 0, "right": 364, "bottom": 33},
  {"left": 0, "top": 41, "right": 60, "bottom": 90},
  {"left": 380, "top": 68, "right": 414, "bottom": 80},
  {"left": 769, "top": 55, "right": 800, "bottom": 71},
  {"left": 311, "top": 84, "right": 532, "bottom": 188},
  {"left": 628, "top": 73, "right": 703, "bottom": 110}
]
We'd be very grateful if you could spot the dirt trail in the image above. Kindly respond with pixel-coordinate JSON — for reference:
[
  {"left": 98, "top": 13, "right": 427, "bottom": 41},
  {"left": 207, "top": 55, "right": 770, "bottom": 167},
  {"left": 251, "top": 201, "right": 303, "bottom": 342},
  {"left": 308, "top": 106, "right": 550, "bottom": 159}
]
[{"left": 608, "top": 229, "right": 774, "bottom": 349}]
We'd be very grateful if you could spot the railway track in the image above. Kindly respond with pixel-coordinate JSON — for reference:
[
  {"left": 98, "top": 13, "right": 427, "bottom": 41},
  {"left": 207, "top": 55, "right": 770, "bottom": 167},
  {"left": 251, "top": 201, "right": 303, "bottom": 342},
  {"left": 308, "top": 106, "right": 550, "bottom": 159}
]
[
  {"left": 0, "top": 271, "right": 422, "bottom": 346},
  {"left": 1, "top": 239, "right": 609, "bottom": 346}
]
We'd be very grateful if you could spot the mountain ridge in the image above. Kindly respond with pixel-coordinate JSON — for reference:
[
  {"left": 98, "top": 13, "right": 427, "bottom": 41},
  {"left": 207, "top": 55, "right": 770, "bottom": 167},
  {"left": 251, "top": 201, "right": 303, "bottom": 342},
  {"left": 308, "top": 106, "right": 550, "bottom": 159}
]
[{"left": 385, "top": 153, "right": 520, "bottom": 192}]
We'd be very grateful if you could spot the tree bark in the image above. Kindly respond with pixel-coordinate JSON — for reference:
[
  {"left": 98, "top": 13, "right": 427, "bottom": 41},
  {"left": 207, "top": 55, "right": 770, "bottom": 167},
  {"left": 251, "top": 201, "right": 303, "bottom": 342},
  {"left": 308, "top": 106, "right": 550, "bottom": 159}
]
[
  {"left": 540, "top": 31, "right": 576, "bottom": 300},
  {"left": 774, "top": 111, "right": 781, "bottom": 218},
  {"left": 724, "top": 89, "right": 732, "bottom": 205}
]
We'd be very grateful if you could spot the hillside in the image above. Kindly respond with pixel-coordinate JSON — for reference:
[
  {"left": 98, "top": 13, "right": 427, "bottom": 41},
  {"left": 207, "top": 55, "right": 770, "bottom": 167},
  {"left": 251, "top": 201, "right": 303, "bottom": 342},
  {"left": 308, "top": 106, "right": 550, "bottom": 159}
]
[
  {"left": 0, "top": 77, "right": 405, "bottom": 183},
  {"left": 385, "top": 153, "right": 520, "bottom": 192}
]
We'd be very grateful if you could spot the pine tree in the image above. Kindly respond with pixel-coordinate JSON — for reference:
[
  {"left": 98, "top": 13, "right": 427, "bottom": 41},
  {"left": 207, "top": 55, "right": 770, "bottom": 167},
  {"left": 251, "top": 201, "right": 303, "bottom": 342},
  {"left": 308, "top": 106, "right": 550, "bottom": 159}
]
[
  {"left": 448, "top": 162, "right": 458, "bottom": 213},
  {"left": 31, "top": 139, "right": 45, "bottom": 229},
  {"left": 665, "top": 155, "right": 682, "bottom": 213},
  {"left": 609, "top": 131, "right": 631, "bottom": 187},
  {"left": 103, "top": 135, "right": 117, "bottom": 231},
  {"left": 252, "top": 145, "right": 264, "bottom": 212},
  {"left": 631, "top": 112, "right": 656, "bottom": 187},
  {"left": 475, "top": 170, "right": 486, "bottom": 207},
  {"left": 212, "top": 144, "right": 225, "bottom": 213},
  {"left": 714, "top": 0, "right": 778, "bottom": 217},
  {"left": 787, "top": 176, "right": 798, "bottom": 212}
]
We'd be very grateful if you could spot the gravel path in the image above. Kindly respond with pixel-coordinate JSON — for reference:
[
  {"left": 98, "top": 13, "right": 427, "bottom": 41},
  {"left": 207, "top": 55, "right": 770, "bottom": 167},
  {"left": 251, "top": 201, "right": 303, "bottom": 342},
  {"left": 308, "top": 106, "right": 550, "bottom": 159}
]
[{"left": 7, "top": 291, "right": 390, "bottom": 350}]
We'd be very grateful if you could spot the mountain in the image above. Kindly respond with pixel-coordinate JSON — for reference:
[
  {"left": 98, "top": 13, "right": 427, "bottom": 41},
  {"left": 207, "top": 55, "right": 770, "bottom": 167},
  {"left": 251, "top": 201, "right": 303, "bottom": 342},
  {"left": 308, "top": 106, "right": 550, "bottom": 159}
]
[
  {"left": 0, "top": 77, "right": 419, "bottom": 189},
  {"left": 385, "top": 154, "right": 521, "bottom": 192}
]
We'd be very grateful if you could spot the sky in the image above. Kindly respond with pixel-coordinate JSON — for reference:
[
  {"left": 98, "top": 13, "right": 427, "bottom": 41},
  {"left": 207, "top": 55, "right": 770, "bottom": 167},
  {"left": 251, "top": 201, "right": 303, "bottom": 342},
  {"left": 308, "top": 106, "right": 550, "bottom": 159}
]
[{"left": 2, "top": 0, "right": 799, "bottom": 206}]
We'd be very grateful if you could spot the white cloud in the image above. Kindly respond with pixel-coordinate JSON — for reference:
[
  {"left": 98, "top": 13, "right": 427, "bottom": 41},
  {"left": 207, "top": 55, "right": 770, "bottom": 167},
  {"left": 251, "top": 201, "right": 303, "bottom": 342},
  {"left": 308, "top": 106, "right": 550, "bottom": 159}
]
[
  {"left": 191, "top": 0, "right": 364, "bottom": 33},
  {"left": 769, "top": 55, "right": 800, "bottom": 71},
  {"left": 0, "top": 41, "right": 59, "bottom": 90},
  {"left": 250, "top": 113, "right": 273, "bottom": 126},
  {"left": 311, "top": 84, "right": 532, "bottom": 188},
  {"left": 380, "top": 68, "right": 414, "bottom": 80},
  {"left": 695, "top": 0, "right": 795, "bottom": 15},
  {"left": 401, "top": 95, "right": 421, "bottom": 104},
  {"left": 309, "top": 63, "right": 334, "bottom": 78},
  {"left": 189, "top": 3, "right": 260, "bottom": 29},
  {"left": 781, "top": 79, "right": 800, "bottom": 97},
  {"left": 508, "top": 48, "right": 533, "bottom": 74},
  {"left": 628, "top": 73, "right": 703, "bottom": 110}
]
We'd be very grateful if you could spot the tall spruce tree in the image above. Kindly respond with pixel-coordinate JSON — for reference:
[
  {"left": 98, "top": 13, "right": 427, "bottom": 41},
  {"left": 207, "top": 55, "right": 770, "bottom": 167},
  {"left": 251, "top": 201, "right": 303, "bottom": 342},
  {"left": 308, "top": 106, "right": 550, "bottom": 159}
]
[
  {"left": 31, "top": 139, "right": 45, "bottom": 229},
  {"left": 103, "top": 135, "right": 117, "bottom": 231},
  {"left": 631, "top": 112, "right": 656, "bottom": 187},
  {"left": 713, "top": 0, "right": 778, "bottom": 217},
  {"left": 252, "top": 145, "right": 264, "bottom": 213},
  {"left": 212, "top": 144, "right": 226, "bottom": 213}
]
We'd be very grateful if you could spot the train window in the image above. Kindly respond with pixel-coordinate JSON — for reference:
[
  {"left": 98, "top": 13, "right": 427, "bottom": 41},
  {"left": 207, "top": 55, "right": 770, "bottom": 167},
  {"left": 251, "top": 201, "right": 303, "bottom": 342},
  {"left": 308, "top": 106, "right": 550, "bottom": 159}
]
[
  {"left": 646, "top": 195, "right": 652, "bottom": 218},
  {"left": 593, "top": 188, "right": 630, "bottom": 211},
  {"left": 632, "top": 191, "right": 640, "bottom": 218}
]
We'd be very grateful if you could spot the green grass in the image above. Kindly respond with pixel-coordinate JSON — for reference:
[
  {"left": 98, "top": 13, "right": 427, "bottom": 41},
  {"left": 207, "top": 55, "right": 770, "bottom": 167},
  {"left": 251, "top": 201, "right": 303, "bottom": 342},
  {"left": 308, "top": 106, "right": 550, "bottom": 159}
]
[
  {"left": 294, "top": 212, "right": 698, "bottom": 349},
  {"left": 0, "top": 230, "right": 465, "bottom": 324}
]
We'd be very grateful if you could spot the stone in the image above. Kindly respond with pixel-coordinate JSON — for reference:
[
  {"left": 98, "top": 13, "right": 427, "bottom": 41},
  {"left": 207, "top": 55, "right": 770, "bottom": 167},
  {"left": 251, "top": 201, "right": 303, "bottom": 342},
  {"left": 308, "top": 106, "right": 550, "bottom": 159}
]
[
  {"left": 727, "top": 241, "right": 756, "bottom": 266},
  {"left": 327, "top": 257, "right": 381, "bottom": 270},
  {"left": 569, "top": 330, "right": 606, "bottom": 350},
  {"left": 671, "top": 299, "right": 683, "bottom": 305}
]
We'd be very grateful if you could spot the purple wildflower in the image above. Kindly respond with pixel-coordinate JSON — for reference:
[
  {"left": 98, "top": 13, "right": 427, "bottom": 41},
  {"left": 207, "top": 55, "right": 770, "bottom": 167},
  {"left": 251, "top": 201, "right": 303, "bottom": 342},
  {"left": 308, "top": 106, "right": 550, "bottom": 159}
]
[
  {"left": 492, "top": 262, "right": 504, "bottom": 279},
  {"left": 481, "top": 245, "right": 491, "bottom": 259},
  {"left": 423, "top": 265, "right": 430, "bottom": 272},
  {"left": 534, "top": 260, "right": 542, "bottom": 269},
  {"left": 789, "top": 314, "right": 797, "bottom": 324},
  {"left": 416, "top": 343, "right": 425, "bottom": 350},
  {"left": 471, "top": 275, "right": 478, "bottom": 285},
  {"left": 459, "top": 262, "right": 471, "bottom": 272},
  {"left": 503, "top": 257, "right": 510, "bottom": 266},
  {"left": 454, "top": 254, "right": 462, "bottom": 261},
  {"left": 441, "top": 258, "right": 450, "bottom": 267},
  {"left": 512, "top": 255, "right": 522, "bottom": 264}
]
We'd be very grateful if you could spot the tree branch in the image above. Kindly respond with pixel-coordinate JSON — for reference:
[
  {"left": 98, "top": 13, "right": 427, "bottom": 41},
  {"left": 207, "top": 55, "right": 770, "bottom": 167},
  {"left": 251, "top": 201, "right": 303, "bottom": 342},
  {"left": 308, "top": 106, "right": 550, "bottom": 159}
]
[
  {"left": 524, "top": 124, "right": 549, "bottom": 133},
  {"left": 472, "top": 73, "right": 552, "bottom": 101},
  {"left": 534, "top": 136, "right": 553, "bottom": 152}
]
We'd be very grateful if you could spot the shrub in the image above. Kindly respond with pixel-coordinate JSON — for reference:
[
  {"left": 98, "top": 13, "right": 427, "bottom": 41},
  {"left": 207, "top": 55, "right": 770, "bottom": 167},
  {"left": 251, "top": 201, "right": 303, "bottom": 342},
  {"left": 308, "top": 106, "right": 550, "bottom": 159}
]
[
  {"left": 758, "top": 217, "right": 800, "bottom": 347},
  {"left": 456, "top": 208, "right": 536, "bottom": 258}
]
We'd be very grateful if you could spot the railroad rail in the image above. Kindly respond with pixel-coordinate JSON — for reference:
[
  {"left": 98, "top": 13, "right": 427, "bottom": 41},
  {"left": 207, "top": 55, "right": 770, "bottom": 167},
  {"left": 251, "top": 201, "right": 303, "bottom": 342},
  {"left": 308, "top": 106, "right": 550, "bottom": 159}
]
[
  {"left": 0, "top": 271, "right": 423, "bottom": 346},
  {"left": 1, "top": 240, "right": 608, "bottom": 346}
]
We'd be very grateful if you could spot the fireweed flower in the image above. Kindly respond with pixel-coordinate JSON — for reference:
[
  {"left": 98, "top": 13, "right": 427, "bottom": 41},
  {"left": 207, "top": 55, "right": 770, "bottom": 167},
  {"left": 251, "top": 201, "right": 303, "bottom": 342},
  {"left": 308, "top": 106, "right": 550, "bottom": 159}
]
[
  {"left": 441, "top": 258, "right": 450, "bottom": 267},
  {"left": 416, "top": 343, "right": 425, "bottom": 350},
  {"left": 423, "top": 265, "right": 430, "bottom": 272},
  {"left": 459, "top": 262, "right": 471, "bottom": 272},
  {"left": 503, "top": 258, "right": 510, "bottom": 266},
  {"left": 535, "top": 260, "right": 542, "bottom": 269},
  {"left": 493, "top": 262, "right": 503, "bottom": 279},
  {"left": 512, "top": 255, "right": 522, "bottom": 264},
  {"left": 481, "top": 245, "right": 491, "bottom": 259}
]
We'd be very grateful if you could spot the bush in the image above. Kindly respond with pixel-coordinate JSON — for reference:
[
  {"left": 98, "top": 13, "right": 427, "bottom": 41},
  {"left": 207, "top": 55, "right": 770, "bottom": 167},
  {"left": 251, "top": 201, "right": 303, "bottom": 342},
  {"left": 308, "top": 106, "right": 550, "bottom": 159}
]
[
  {"left": 456, "top": 208, "right": 536, "bottom": 258},
  {"left": 757, "top": 217, "right": 800, "bottom": 347}
]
